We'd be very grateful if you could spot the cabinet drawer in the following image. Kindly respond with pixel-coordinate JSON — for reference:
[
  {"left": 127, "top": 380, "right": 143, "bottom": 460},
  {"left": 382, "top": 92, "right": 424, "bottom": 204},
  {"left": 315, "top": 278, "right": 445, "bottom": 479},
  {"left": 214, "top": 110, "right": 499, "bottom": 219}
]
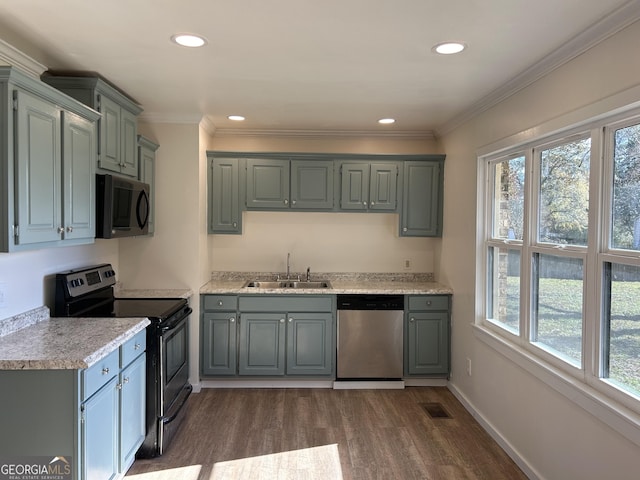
[
  {"left": 239, "top": 295, "right": 333, "bottom": 312},
  {"left": 203, "top": 295, "right": 238, "bottom": 311},
  {"left": 121, "top": 329, "right": 146, "bottom": 367},
  {"left": 408, "top": 295, "right": 449, "bottom": 311},
  {"left": 83, "top": 348, "right": 119, "bottom": 400}
]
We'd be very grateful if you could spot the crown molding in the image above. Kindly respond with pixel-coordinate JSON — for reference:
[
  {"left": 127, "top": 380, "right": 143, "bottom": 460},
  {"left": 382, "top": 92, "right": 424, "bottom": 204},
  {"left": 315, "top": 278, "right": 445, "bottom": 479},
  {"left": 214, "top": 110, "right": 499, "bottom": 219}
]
[
  {"left": 436, "top": 0, "right": 640, "bottom": 137},
  {"left": 138, "top": 112, "right": 204, "bottom": 124},
  {"left": 212, "top": 128, "right": 436, "bottom": 139},
  {"left": 0, "top": 38, "right": 47, "bottom": 78}
]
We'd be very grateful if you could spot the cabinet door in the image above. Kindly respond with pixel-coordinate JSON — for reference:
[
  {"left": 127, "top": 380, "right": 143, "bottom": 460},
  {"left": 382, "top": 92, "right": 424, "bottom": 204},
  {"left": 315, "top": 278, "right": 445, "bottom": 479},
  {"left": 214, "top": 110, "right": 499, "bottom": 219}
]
[
  {"left": 202, "top": 312, "right": 237, "bottom": 375},
  {"left": 401, "top": 161, "right": 442, "bottom": 236},
  {"left": 14, "top": 89, "right": 63, "bottom": 245},
  {"left": 369, "top": 163, "right": 398, "bottom": 211},
  {"left": 340, "top": 163, "right": 369, "bottom": 210},
  {"left": 119, "top": 354, "right": 146, "bottom": 473},
  {"left": 63, "top": 111, "right": 95, "bottom": 241},
  {"left": 139, "top": 137, "right": 158, "bottom": 235},
  {"left": 290, "top": 160, "right": 334, "bottom": 209},
  {"left": 406, "top": 312, "right": 449, "bottom": 375},
  {"left": 286, "top": 313, "right": 333, "bottom": 375},
  {"left": 120, "top": 108, "right": 138, "bottom": 177},
  {"left": 210, "top": 158, "right": 241, "bottom": 233},
  {"left": 239, "top": 313, "right": 285, "bottom": 375},
  {"left": 82, "top": 376, "right": 119, "bottom": 480},
  {"left": 97, "top": 94, "right": 122, "bottom": 173},
  {"left": 246, "top": 159, "right": 290, "bottom": 209}
]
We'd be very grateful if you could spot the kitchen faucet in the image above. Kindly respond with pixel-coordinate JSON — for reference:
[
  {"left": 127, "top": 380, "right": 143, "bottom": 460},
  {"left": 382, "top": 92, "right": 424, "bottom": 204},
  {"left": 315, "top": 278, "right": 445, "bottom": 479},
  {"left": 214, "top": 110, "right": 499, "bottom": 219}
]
[{"left": 286, "top": 252, "right": 291, "bottom": 279}]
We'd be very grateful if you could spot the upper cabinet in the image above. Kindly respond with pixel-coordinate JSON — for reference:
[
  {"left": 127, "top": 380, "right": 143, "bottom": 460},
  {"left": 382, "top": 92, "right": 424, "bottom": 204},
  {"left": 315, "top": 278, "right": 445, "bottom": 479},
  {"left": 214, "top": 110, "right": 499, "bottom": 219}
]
[
  {"left": 401, "top": 160, "right": 444, "bottom": 237},
  {"left": 42, "top": 73, "right": 143, "bottom": 178},
  {"left": 138, "top": 135, "right": 158, "bottom": 235},
  {"left": 0, "top": 67, "right": 100, "bottom": 252},
  {"left": 338, "top": 162, "right": 398, "bottom": 211},
  {"left": 207, "top": 151, "right": 445, "bottom": 237}
]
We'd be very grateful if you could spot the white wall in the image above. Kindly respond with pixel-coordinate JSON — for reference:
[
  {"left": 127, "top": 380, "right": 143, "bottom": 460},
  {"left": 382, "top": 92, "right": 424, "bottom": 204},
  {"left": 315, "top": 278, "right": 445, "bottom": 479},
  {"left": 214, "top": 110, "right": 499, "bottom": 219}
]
[
  {"left": 210, "top": 133, "right": 442, "bottom": 274},
  {"left": 440, "top": 19, "right": 640, "bottom": 480}
]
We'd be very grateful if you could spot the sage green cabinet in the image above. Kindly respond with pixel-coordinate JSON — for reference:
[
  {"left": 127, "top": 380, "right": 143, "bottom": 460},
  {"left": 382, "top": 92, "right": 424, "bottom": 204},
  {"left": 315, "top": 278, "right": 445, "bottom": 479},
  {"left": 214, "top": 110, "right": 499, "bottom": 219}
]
[
  {"left": 1, "top": 67, "right": 99, "bottom": 252},
  {"left": 42, "top": 74, "right": 143, "bottom": 178},
  {"left": 290, "top": 160, "right": 334, "bottom": 209},
  {"left": 286, "top": 312, "right": 333, "bottom": 375},
  {"left": 239, "top": 312, "right": 286, "bottom": 375},
  {"left": 209, "top": 158, "right": 242, "bottom": 234},
  {"left": 246, "top": 158, "right": 290, "bottom": 209},
  {"left": 405, "top": 295, "right": 450, "bottom": 376},
  {"left": 202, "top": 312, "right": 238, "bottom": 375},
  {"left": 339, "top": 162, "right": 398, "bottom": 211},
  {"left": 401, "top": 161, "right": 443, "bottom": 237},
  {"left": 138, "top": 135, "right": 158, "bottom": 235}
]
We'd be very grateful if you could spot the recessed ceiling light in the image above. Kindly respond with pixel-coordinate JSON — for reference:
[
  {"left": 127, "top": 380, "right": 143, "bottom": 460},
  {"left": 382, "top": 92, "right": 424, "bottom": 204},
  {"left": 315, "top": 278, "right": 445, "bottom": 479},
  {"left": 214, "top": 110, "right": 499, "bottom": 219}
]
[
  {"left": 432, "top": 42, "right": 466, "bottom": 55},
  {"left": 171, "top": 33, "right": 207, "bottom": 48},
  {"left": 228, "top": 115, "right": 245, "bottom": 121},
  {"left": 378, "top": 118, "right": 395, "bottom": 124}
]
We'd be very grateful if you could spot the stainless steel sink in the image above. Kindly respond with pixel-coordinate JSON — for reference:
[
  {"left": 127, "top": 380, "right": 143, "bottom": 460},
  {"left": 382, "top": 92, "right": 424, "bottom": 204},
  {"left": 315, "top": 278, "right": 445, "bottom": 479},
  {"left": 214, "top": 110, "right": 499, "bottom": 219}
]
[{"left": 242, "top": 280, "right": 332, "bottom": 289}]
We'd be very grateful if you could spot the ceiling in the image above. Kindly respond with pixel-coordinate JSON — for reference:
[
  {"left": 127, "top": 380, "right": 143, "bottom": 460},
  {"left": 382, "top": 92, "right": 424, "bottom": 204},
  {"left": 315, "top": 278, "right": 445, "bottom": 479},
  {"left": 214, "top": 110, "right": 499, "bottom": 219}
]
[{"left": 0, "top": 0, "right": 638, "bottom": 135}]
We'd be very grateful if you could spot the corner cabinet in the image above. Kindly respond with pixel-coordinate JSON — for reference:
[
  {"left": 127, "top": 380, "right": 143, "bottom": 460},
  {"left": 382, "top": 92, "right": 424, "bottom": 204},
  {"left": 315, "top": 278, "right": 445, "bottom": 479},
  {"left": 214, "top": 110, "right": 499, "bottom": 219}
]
[
  {"left": 401, "top": 160, "right": 444, "bottom": 237},
  {"left": 138, "top": 135, "right": 158, "bottom": 235},
  {"left": 1, "top": 67, "right": 100, "bottom": 252},
  {"left": 41, "top": 73, "right": 143, "bottom": 178},
  {"left": 405, "top": 295, "right": 450, "bottom": 376},
  {"left": 0, "top": 329, "right": 146, "bottom": 480}
]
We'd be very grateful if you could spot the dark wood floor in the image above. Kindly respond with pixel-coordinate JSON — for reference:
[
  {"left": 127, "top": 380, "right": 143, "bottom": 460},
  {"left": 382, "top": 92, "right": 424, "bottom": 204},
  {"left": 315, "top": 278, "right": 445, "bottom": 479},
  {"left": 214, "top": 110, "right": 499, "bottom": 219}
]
[{"left": 127, "top": 387, "right": 527, "bottom": 480}]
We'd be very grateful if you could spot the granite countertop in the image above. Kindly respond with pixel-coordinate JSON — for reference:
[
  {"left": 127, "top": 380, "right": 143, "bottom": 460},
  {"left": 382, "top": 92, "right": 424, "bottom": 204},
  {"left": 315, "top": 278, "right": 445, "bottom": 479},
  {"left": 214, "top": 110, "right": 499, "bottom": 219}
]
[
  {"left": 0, "top": 306, "right": 149, "bottom": 370},
  {"left": 200, "top": 272, "right": 453, "bottom": 295},
  {"left": 115, "top": 286, "right": 193, "bottom": 299}
]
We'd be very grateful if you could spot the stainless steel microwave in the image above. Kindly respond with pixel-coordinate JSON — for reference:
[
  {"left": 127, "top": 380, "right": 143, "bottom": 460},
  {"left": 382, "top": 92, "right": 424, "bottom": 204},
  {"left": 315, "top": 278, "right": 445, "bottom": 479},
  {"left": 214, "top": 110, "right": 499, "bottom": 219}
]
[{"left": 96, "top": 174, "right": 150, "bottom": 238}]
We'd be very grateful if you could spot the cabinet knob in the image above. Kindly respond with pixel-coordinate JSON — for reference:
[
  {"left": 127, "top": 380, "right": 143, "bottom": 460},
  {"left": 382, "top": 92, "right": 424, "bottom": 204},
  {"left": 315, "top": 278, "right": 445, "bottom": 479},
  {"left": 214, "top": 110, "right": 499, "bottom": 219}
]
[
  {"left": 426, "top": 301, "right": 432, "bottom": 306},
  {"left": 371, "top": 201, "right": 375, "bottom": 206},
  {"left": 288, "top": 318, "right": 293, "bottom": 323},
  {"left": 134, "top": 343, "right": 141, "bottom": 350},
  {"left": 123, "top": 377, "right": 130, "bottom": 384},
  {"left": 230, "top": 317, "right": 235, "bottom": 323},
  {"left": 102, "top": 367, "right": 110, "bottom": 375},
  {"left": 292, "top": 200, "right": 296, "bottom": 205},
  {"left": 57, "top": 226, "right": 64, "bottom": 234},
  {"left": 284, "top": 199, "right": 289, "bottom": 205},
  {"left": 218, "top": 300, "right": 223, "bottom": 306},
  {"left": 116, "top": 383, "right": 123, "bottom": 390},
  {"left": 403, "top": 227, "right": 408, "bottom": 232},
  {"left": 363, "top": 201, "right": 368, "bottom": 207},
  {"left": 66, "top": 226, "right": 73, "bottom": 233},
  {"left": 410, "top": 317, "right": 415, "bottom": 322},
  {"left": 280, "top": 318, "right": 285, "bottom": 323},
  {"left": 233, "top": 222, "right": 237, "bottom": 228}
]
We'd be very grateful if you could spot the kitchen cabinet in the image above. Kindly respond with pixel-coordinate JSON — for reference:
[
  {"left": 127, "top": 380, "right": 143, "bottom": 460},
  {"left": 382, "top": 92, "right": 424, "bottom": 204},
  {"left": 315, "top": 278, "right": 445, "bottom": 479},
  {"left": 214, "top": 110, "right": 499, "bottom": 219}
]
[
  {"left": 1, "top": 67, "right": 100, "bottom": 252},
  {"left": 42, "top": 73, "right": 143, "bottom": 178},
  {"left": 339, "top": 162, "right": 398, "bottom": 211},
  {"left": 245, "top": 157, "right": 334, "bottom": 210},
  {"left": 201, "top": 295, "right": 238, "bottom": 375},
  {"left": 200, "top": 294, "right": 334, "bottom": 377},
  {"left": 138, "top": 135, "right": 158, "bottom": 235},
  {"left": 401, "top": 160, "right": 444, "bottom": 237},
  {"left": 405, "top": 295, "right": 450, "bottom": 376},
  {"left": 0, "top": 329, "right": 146, "bottom": 480},
  {"left": 209, "top": 158, "right": 243, "bottom": 234}
]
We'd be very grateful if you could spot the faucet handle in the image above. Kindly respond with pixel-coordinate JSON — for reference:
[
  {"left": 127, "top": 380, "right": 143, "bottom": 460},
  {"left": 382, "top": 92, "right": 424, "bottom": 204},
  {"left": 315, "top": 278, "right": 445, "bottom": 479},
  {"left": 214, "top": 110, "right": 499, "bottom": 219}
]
[{"left": 306, "top": 266, "right": 311, "bottom": 282}]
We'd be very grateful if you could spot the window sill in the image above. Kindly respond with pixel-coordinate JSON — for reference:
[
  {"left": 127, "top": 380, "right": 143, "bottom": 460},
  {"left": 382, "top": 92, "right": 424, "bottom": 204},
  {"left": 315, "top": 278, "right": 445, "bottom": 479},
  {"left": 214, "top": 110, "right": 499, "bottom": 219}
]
[{"left": 473, "top": 323, "right": 640, "bottom": 448}]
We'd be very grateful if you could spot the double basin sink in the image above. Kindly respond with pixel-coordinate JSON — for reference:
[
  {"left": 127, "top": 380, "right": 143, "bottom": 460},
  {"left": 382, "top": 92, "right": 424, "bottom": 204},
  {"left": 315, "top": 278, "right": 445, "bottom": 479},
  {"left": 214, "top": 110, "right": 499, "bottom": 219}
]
[{"left": 243, "top": 280, "right": 332, "bottom": 289}]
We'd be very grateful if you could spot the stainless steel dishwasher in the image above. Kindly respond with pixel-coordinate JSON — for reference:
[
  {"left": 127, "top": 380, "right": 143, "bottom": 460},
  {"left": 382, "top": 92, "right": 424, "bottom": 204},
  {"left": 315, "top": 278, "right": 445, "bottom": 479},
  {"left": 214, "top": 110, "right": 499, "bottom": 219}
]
[{"left": 337, "top": 294, "right": 405, "bottom": 379}]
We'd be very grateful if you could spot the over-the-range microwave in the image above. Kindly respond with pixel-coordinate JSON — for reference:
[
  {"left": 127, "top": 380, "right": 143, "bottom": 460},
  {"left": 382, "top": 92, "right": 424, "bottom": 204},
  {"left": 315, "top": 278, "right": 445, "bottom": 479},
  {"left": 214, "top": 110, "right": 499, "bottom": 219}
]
[{"left": 96, "top": 174, "right": 150, "bottom": 238}]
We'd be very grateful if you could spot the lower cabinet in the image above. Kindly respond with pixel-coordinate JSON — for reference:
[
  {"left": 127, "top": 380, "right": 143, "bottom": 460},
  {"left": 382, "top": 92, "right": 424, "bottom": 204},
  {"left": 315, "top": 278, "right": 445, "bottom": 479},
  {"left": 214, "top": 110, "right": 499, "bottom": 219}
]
[
  {"left": 0, "top": 329, "right": 146, "bottom": 480},
  {"left": 405, "top": 295, "right": 451, "bottom": 376},
  {"left": 200, "top": 295, "right": 335, "bottom": 377}
]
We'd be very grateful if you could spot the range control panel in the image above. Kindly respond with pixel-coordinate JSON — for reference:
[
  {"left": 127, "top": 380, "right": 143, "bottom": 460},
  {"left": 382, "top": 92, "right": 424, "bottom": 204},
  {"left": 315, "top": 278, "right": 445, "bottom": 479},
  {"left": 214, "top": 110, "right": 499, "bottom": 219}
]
[{"left": 57, "top": 263, "right": 116, "bottom": 298}]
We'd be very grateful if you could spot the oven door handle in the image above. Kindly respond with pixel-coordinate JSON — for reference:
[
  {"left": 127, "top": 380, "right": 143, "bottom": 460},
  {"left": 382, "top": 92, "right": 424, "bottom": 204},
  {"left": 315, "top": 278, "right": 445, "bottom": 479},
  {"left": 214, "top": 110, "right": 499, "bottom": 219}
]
[{"left": 160, "top": 307, "right": 193, "bottom": 332}]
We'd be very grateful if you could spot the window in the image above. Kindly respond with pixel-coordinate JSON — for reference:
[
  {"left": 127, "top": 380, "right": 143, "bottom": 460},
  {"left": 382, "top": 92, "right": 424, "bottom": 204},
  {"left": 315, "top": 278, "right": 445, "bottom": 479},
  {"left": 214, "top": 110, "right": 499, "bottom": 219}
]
[{"left": 482, "top": 113, "right": 640, "bottom": 407}]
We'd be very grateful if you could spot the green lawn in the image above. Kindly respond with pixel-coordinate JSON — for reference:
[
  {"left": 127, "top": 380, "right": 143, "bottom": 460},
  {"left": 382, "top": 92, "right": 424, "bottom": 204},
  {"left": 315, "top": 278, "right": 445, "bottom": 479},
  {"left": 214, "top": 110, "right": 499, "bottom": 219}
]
[{"left": 500, "top": 277, "right": 640, "bottom": 396}]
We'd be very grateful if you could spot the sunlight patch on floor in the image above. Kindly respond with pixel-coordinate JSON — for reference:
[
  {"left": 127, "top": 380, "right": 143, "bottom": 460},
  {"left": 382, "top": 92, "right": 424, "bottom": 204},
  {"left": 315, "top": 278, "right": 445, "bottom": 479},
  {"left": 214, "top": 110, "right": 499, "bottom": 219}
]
[
  {"left": 126, "top": 464, "right": 202, "bottom": 480},
  {"left": 211, "top": 444, "right": 343, "bottom": 480}
]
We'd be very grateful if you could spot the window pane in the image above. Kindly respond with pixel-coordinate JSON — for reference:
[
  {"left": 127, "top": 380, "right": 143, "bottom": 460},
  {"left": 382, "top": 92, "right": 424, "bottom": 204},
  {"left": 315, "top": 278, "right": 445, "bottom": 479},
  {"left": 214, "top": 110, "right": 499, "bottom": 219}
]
[
  {"left": 605, "top": 263, "right": 640, "bottom": 396},
  {"left": 539, "top": 138, "right": 591, "bottom": 246},
  {"left": 611, "top": 123, "right": 640, "bottom": 250},
  {"left": 487, "top": 247, "right": 520, "bottom": 333},
  {"left": 533, "top": 253, "right": 583, "bottom": 366},
  {"left": 492, "top": 156, "right": 525, "bottom": 240}
]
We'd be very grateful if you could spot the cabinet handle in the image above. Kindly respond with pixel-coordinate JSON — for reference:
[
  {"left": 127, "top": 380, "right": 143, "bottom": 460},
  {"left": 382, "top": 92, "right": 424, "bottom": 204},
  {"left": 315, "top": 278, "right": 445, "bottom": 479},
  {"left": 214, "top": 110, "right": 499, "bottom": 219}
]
[
  {"left": 123, "top": 377, "right": 130, "bottom": 384},
  {"left": 371, "top": 201, "right": 375, "bottom": 206},
  {"left": 230, "top": 317, "right": 235, "bottom": 323},
  {"left": 292, "top": 200, "right": 296, "bottom": 205},
  {"left": 363, "top": 201, "right": 368, "bottom": 207},
  {"left": 218, "top": 300, "right": 223, "bottom": 306},
  {"left": 410, "top": 317, "right": 415, "bottom": 322},
  {"left": 426, "top": 301, "right": 432, "bottom": 306},
  {"left": 57, "top": 226, "right": 64, "bottom": 234},
  {"left": 288, "top": 318, "right": 293, "bottom": 323},
  {"left": 102, "top": 367, "right": 110, "bottom": 375},
  {"left": 66, "top": 226, "right": 73, "bottom": 233},
  {"left": 134, "top": 343, "right": 141, "bottom": 350},
  {"left": 403, "top": 227, "right": 408, "bottom": 232},
  {"left": 283, "top": 199, "right": 289, "bottom": 205},
  {"left": 280, "top": 318, "right": 285, "bottom": 323},
  {"left": 233, "top": 222, "right": 237, "bottom": 228},
  {"left": 116, "top": 383, "right": 122, "bottom": 390}
]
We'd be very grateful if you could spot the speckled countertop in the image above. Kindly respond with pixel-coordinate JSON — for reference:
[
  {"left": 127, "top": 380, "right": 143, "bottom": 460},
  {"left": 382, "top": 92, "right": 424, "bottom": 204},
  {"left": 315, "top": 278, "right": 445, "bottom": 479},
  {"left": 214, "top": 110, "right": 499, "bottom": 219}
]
[
  {"left": 200, "top": 272, "right": 453, "bottom": 295},
  {"left": 114, "top": 286, "right": 193, "bottom": 299},
  {"left": 0, "top": 306, "right": 149, "bottom": 370}
]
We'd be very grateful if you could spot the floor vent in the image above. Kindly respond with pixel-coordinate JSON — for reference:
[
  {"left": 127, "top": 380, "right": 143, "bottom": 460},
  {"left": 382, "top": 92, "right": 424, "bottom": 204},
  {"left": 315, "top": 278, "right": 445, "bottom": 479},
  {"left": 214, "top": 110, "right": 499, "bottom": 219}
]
[{"left": 420, "top": 402, "right": 452, "bottom": 419}]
